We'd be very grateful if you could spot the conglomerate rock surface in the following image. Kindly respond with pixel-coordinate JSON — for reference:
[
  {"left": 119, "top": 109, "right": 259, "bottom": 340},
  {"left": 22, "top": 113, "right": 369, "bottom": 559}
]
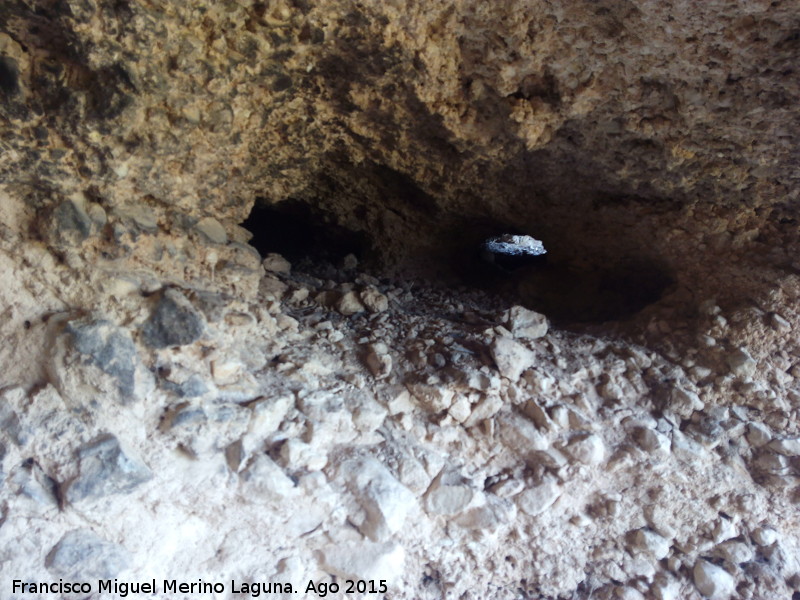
[{"left": 1, "top": 1, "right": 800, "bottom": 598}]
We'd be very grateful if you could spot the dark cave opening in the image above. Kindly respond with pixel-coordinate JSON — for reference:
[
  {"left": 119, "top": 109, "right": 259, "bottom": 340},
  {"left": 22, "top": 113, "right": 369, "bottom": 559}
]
[
  {"left": 243, "top": 197, "right": 674, "bottom": 326},
  {"left": 242, "top": 199, "right": 369, "bottom": 269}
]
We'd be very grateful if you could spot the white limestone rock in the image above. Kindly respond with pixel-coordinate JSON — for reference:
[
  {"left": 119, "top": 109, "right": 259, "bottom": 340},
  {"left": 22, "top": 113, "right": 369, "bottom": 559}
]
[
  {"left": 713, "top": 540, "right": 753, "bottom": 565},
  {"left": 504, "top": 305, "right": 549, "bottom": 340},
  {"left": 407, "top": 383, "right": 455, "bottom": 413},
  {"left": 669, "top": 386, "right": 704, "bottom": 418},
  {"left": 240, "top": 454, "right": 296, "bottom": 498},
  {"left": 767, "top": 436, "right": 800, "bottom": 456},
  {"left": 336, "top": 291, "right": 365, "bottom": 316},
  {"left": 726, "top": 348, "right": 757, "bottom": 379},
  {"left": 320, "top": 541, "right": 405, "bottom": 582},
  {"left": 516, "top": 477, "right": 561, "bottom": 516},
  {"left": 490, "top": 336, "right": 535, "bottom": 381},
  {"left": 628, "top": 528, "right": 671, "bottom": 560},
  {"left": 693, "top": 560, "right": 735, "bottom": 599},
  {"left": 425, "top": 474, "right": 475, "bottom": 516},
  {"left": 340, "top": 457, "right": 417, "bottom": 541},
  {"left": 564, "top": 432, "right": 606, "bottom": 465},
  {"left": 360, "top": 287, "right": 389, "bottom": 313},
  {"left": 751, "top": 527, "right": 778, "bottom": 546}
]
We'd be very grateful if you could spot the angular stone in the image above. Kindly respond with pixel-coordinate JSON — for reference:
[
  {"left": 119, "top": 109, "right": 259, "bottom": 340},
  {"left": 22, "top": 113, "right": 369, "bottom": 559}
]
[
  {"left": 115, "top": 204, "right": 158, "bottom": 232},
  {"left": 240, "top": 454, "right": 296, "bottom": 498},
  {"left": 160, "top": 374, "right": 209, "bottom": 398},
  {"left": 194, "top": 216, "right": 227, "bottom": 244},
  {"left": 46, "top": 529, "right": 129, "bottom": 579},
  {"left": 564, "top": 432, "right": 606, "bottom": 465},
  {"left": 65, "top": 434, "right": 152, "bottom": 504},
  {"left": 726, "top": 348, "right": 756, "bottom": 379},
  {"left": 66, "top": 319, "right": 140, "bottom": 400},
  {"left": 360, "top": 287, "right": 389, "bottom": 313},
  {"left": 516, "top": 477, "right": 561, "bottom": 516},
  {"left": 453, "top": 496, "right": 515, "bottom": 532},
  {"left": 491, "top": 336, "right": 535, "bottom": 381},
  {"left": 336, "top": 291, "right": 365, "bottom": 316},
  {"left": 11, "top": 459, "right": 59, "bottom": 506},
  {"left": 247, "top": 394, "right": 294, "bottom": 437},
  {"left": 498, "top": 411, "right": 549, "bottom": 453},
  {"left": 426, "top": 483, "right": 474, "bottom": 515},
  {"left": 713, "top": 540, "right": 753, "bottom": 565},
  {"left": 407, "top": 383, "right": 454, "bottom": 413},
  {"left": 52, "top": 197, "right": 93, "bottom": 245},
  {"left": 504, "top": 305, "right": 548, "bottom": 339},
  {"left": 341, "top": 457, "right": 417, "bottom": 541},
  {"left": 633, "top": 427, "right": 671, "bottom": 454},
  {"left": 670, "top": 386, "right": 704, "bottom": 418},
  {"left": 463, "top": 393, "right": 503, "bottom": 427},
  {"left": 693, "top": 560, "right": 735, "bottom": 599},
  {"left": 745, "top": 422, "right": 772, "bottom": 447},
  {"left": 321, "top": 541, "right": 404, "bottom": 581},
  {"left": 628, "top": 528, "right": 671, "bottom": 560},
  {"left": 141, "top": 289, "right": 205, "bottom": 348},
  {"left": 751, "top": 527, "right": 778, "bottom": 546},
  {"left": 262, "top": 253, "right": 292, "bottom": 274},
  {"left": 767, "top": 437, "right": 800, "bottom": 456},
  {"left": 0, "top": 387, "right": 25, "bottom": 445}
]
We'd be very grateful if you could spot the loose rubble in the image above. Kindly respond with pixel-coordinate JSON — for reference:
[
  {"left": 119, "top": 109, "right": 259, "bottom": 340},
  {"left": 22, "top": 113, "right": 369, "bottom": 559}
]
[{"left": 2, "top": 237, "right": 800, "bottom": 599}]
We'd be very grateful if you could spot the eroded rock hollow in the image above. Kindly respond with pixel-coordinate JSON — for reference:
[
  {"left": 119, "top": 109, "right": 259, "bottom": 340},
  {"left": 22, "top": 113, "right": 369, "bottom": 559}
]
[{"left": 1, "top": 1, "right": 800, "bottom": 598}]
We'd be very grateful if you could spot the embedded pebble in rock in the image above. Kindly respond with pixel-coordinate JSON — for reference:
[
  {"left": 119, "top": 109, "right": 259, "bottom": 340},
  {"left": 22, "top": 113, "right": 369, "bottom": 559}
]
[
  {"left": 693, "top": 560, "right": 736, "bottom": 599},
  {"left": 713, "top": 540, "right": 753, "bottom": 565},
  {"left": 262, "top": 253, "right": 292, "bottom": 274},
  {"left": 746, "top": 422, "right": 772, "bottom": 446},
  {"left": 194, "top": 216, "right": 228, "bottom": 244},
  {"left": 50, "top": 197, "right": 93, "bottom": 247},
  {"left": 426, "top": 479, "right": 475, "bottom": 516},
  {"left": 632, "top": 426, "right": 671, "bottom": 454},
  {"left": 114, "top": 204, "right": 158, "bottom": 233},
  {"left": 564, "top": 432, "right": 606, "bottom": 465},
  {"left": 58, "top": 318, "right": 148, "bottom": 402},
  {"left": 490, "top": 337, "right": 535, "bottom": 381},
  {"left": 65, "top": 434, "right": 152, "bottom": 504},
  {"left": 140, "top": 289, "right": 205, "bottom": 348},
  {"left": 628, "top": 528, "right": 671, "bottom": 560},
  {"left": 10, "top": 459, "right": 59, "bottom": 506},
  {"left": 504, "top": 305, "right": 549, "bottom": 339},
  {"left": 651, "top": 576, "right": 681, "bottom": 600},
  {"left": 46, "top": 529, "right": 130, "bottom": 580},
  {"left": 0, "top": 389, "right": 25, "bottom": 445},
  {"left": 670, "top": 386, "right": 704, "bottom": 419},
  {"left": 726, "top": 348, "right": 757, "bottom": 379},
  {"left": 770, "top": 313, "right": 791, "bottom": 333},
  {"left": 752, "top": 527, "right": 778, "bottom": 546}
]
